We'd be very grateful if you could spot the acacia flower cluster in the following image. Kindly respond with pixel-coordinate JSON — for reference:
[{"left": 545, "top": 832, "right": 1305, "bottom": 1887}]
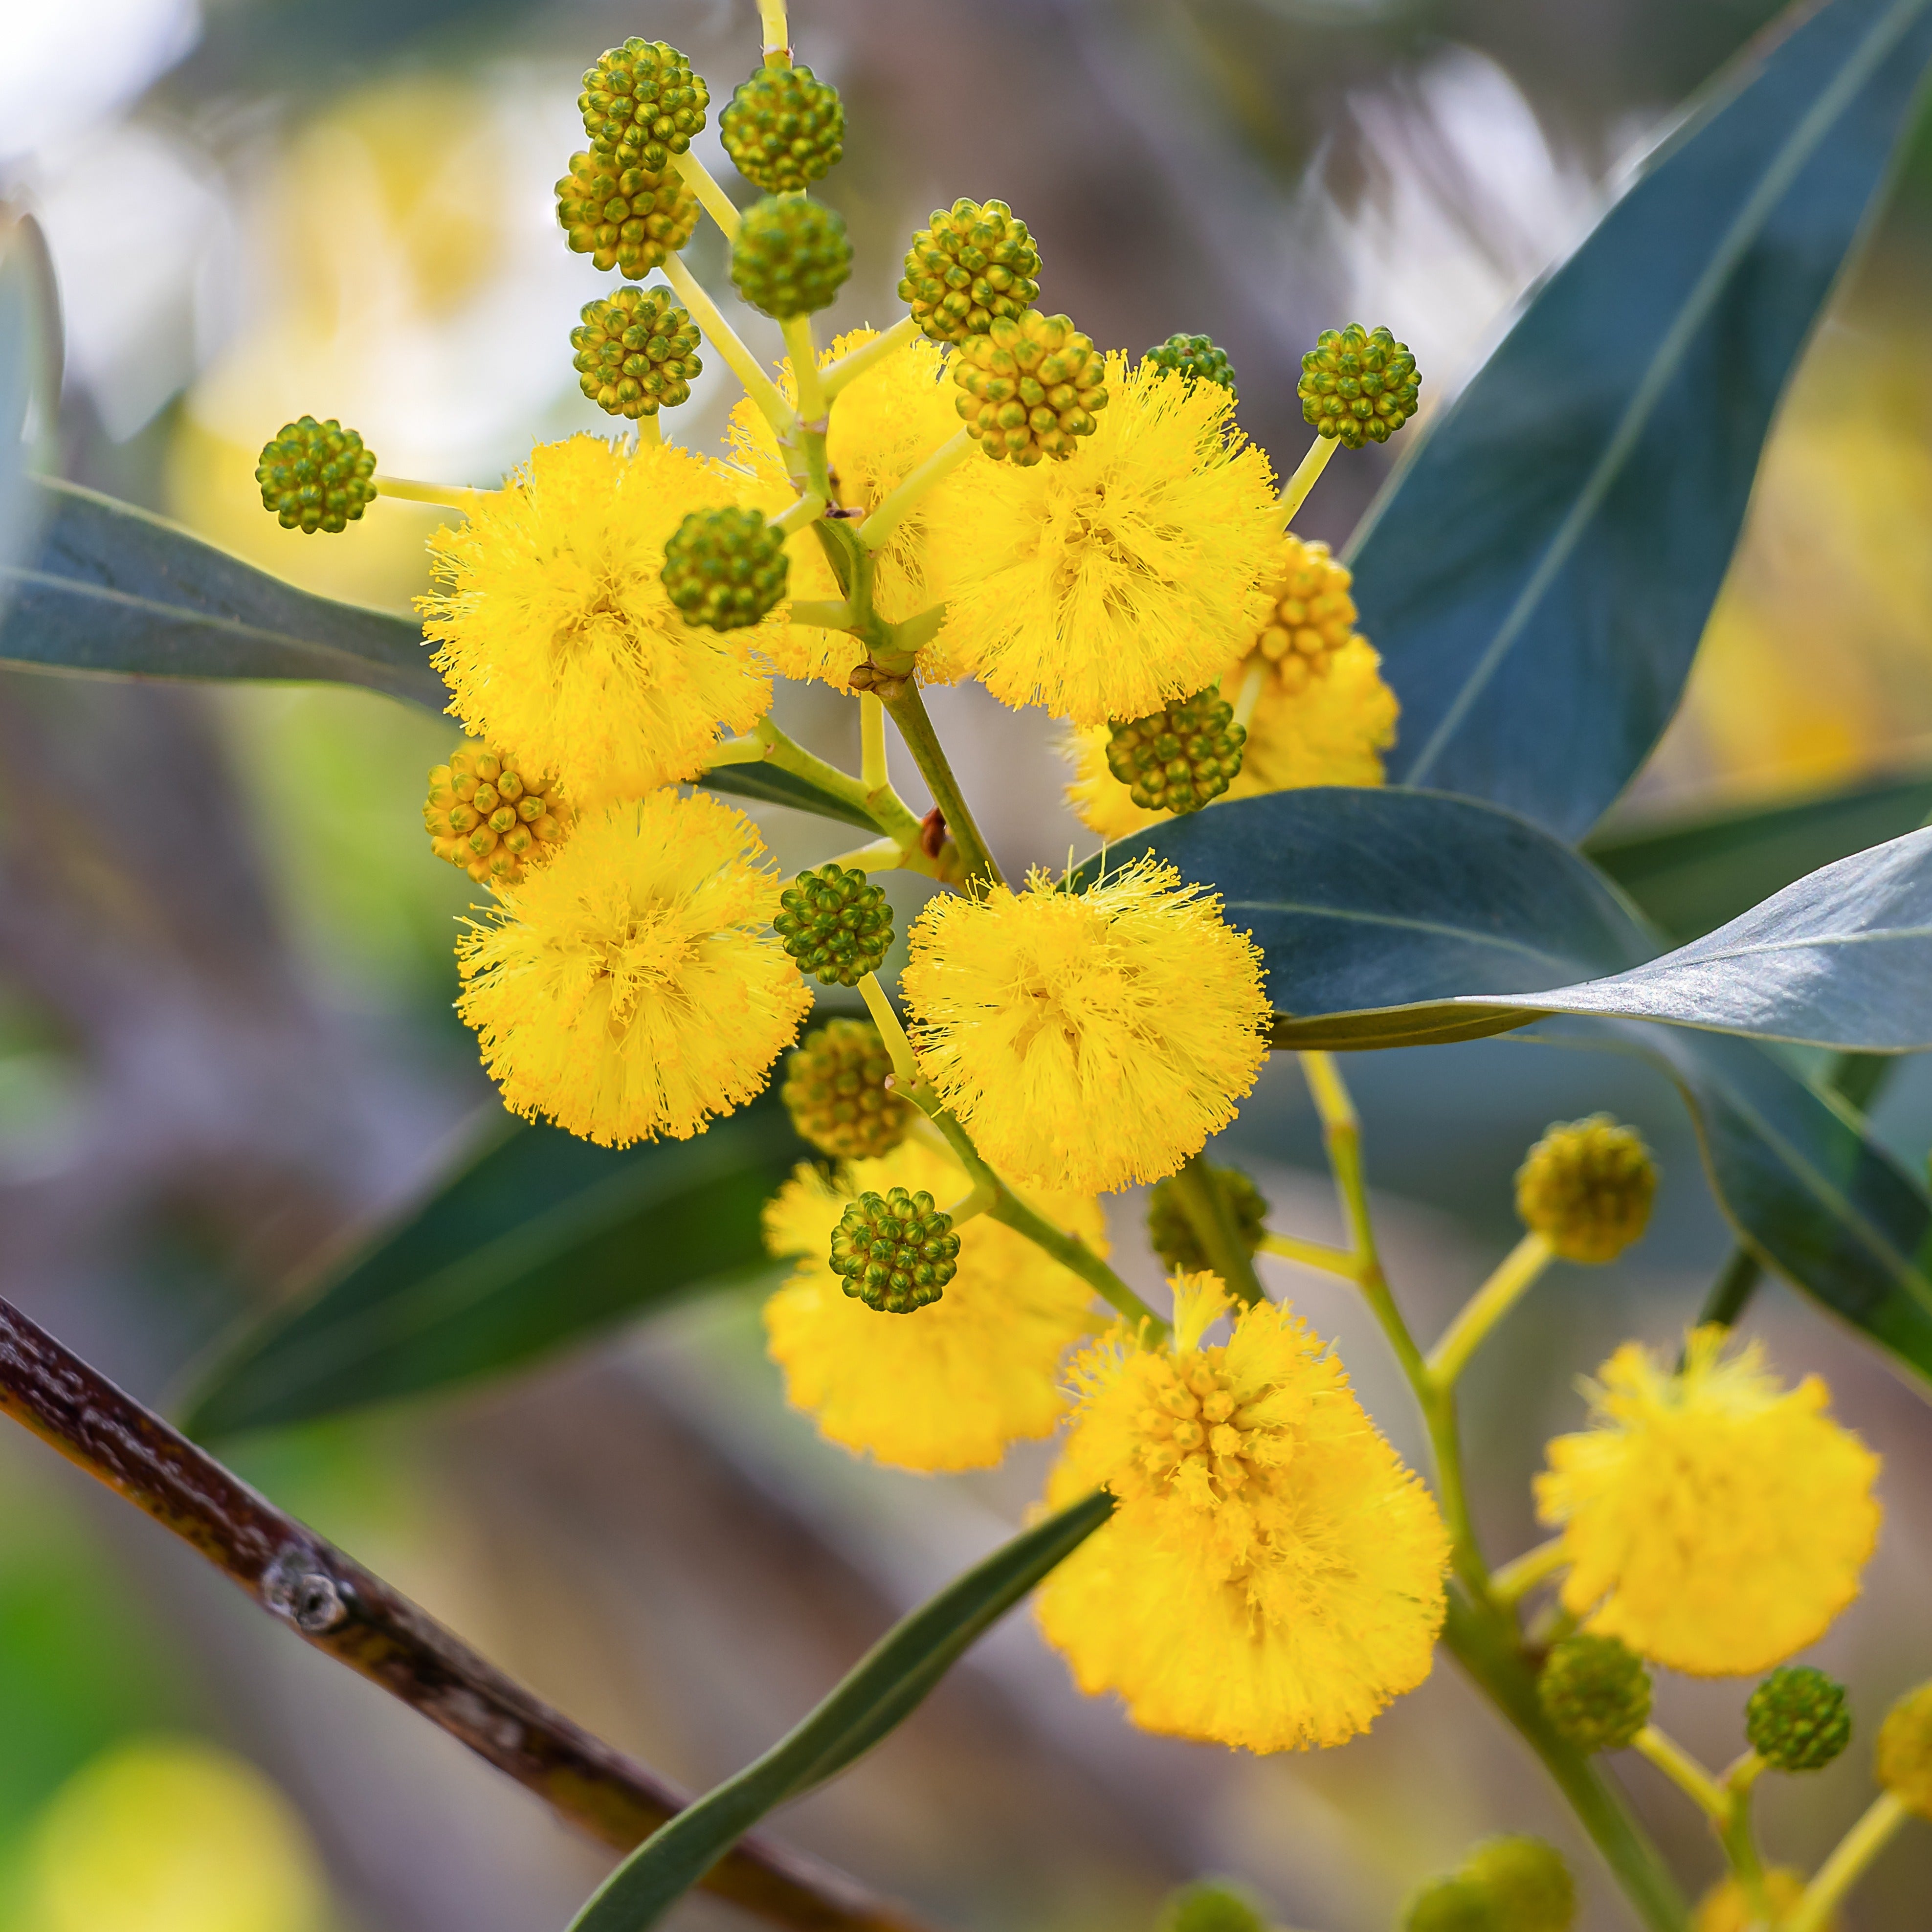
[{"left": 244, "top": 10, "right": 1926, "bottom": 1925}]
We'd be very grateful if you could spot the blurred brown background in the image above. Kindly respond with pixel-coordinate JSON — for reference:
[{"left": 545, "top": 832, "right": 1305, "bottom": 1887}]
[{"left": 4, "top": 1, "right": 1932, "bottom": 1928}]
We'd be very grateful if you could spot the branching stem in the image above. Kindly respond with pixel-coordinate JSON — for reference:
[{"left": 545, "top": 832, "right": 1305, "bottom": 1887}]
[
  {"left": 1489, "top": 1536, "right": 1568, "bottom": 1607},
  {"left": 1427, "top": 1231, "right": 1554, "bottom": 1388},
  {"left": 1255, "top": 1229, "right": 1359, "bottom": 1280},
  {"left": 823, "top": 315, "right": 919, "bottom": 400},
  {"left": 662, "top": 254, "right": 793, "bottom": 437}
]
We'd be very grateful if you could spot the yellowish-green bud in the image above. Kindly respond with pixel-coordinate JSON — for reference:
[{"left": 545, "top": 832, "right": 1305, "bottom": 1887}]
[
  {"left": 1154, "top": 1880, "right": 1268, "bottom": 1932},
  {"left": 774, "top": 864, "right": 893, "bottom": 987},
  {"left": 730, "top": 195, "right": 852, "bottom": 319},
  {"left": 1537, "top": 1632, "right": 1650, "bottom": 1752},
  {"left": 899, "top": 198, "right": 1042, "bottom": 344},
  {"left": 1402, "top": 1876, "right": 1496, "bottom": 1932},
  {"left": 1147, "top": 1163, "right": 1268, "bottom": 1275},
  {"left": 555, "top": 149, "right": 699, "bottom": 280},
  {"left": 1747, "top": 1665, "right": 1851, "bottom": 1772},
  {"left": 830, "top": 1186, "right": 960, "bottom": 1313},
  {"left": 720, "top": 63, "right": 844, "bottom": 195},
  {"left": 781, "top": 1019, "right": 910, "bottom": 1161},
  {"left": 1876, "top": 1681, "right": 1932, "bottom": 1816},
  {"left": 1299, "top": 322, "right": 1420, "bottom": 446},
  {"left": 571, "top": 287, "right": 702, "bottom": 419},
  {"left": 661, "top": 506, "right": 788, "bottom": 631},
  {"left": 579, "top": 39, "right": 709, "bottom": 173},
  {"left": 1515, "top": 1115, "right": 1656, "bottom": 1264},
  {"left": 952, "top": 310, "right": 1107, "bottom": 465},
  {"left": 1463, "top": 1838, "right": 1575, "bottom": 1932},
  {"left": 1144, "top": 333, "right": 1238, "bottom": 399},
  {"left": 423, "top": 741, "right": 570, "bottom": 887},
  {"left": 1106, "top": 688, "right": 1246, "bottom": 815},
  {"left": 1250, "top": 535, "right": 1359, "bottom": 694},
  {"left": 1691, "top": 1870, "right": 1822, "bottom": 1932},
  {"left": 255, "top": 416, "right": 376, "bottom": 535}
]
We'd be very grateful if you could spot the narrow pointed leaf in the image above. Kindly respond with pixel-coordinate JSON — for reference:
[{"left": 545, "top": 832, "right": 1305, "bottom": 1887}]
[
  {"left": 0, "top": 212, "right": 59, "bottom": 625},
  {"left": 1585, "top": 770, "right": 1932, "bottom": 941},
  {"left": 1350, "top": 0, "right": 1932, "bottom": 839},
  {"left": 0, "top": 477, "right": 444, "bottom": 706},
  {"left": 567, "top": 1492, "right": 1115, "bottom": 1932},
  {"left": 181, "top": 1088, "right": 806, "bottom": 1438}
]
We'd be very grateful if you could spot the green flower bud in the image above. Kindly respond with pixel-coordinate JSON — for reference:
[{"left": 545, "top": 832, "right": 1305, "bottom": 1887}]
[
  {"left": 1105, "top": 688, "right": 1246, "bottom": 815},
  {"left": 1144, "top": 333, "right": 1238, "bottom": 399},
  {"left": 1746, "top": 1665, "right": 1851, "bottom": 1772},
  {"left": 773, "top": 864, "right": 893, "bottom": 987},
  {"left": 1154, "top": 1880, "right": 1268, "bottom": 1932},
  {"left": 579, "top": 39, "right": 709, "bottom": 173},
  {"left": 255, "top": 416, "right": 377, "bottom": 535},
  {"left": 1402, "top": 1876, "right": 1497, "bottom": 1932},
  {"left": 830, "top": 1185, "right": 960, "bottom": 1313},
  {"left": 1515, "top": 1115, "right": 1657, "bottom": 1264},
  {"left": 1538, "top": 1632, "right": 1651, "bottom": 1753},
  {"left": 423, "top": 740, "right": 570, "bottom": 887},
  {"left": 571, "top": 287, "right": 703, "bottom": 420},
  {"left": 952, "top": 310, "right": 1107, "bottom": 466},
  {"left": 1147, "top": 1163, "right": 1268, "bottom": 1275},
  {"left": 1876, "top": 1681, "right": 1932, "bottom": 1817},
  {"left": 730, "top": 195, "right": 852, "bottom": 319},
  {"left": 661, "top": 506, "right": 788, "bottom": 631},
  {"left": 720, "top": 63, "right": 844, "bottom": 195},
  {"left": 555, "top": 149, "right": 699, "bottom": 280},
  {"left": 1298, "top": 322, "right": 1420, "bottom": 447},
  {"left": 781, "top": 1019, "right": 910, "bottom": 1161},
  {"left": 899, "top": 198, "right": 1042, "bottom": 345},
  {"left": 1463, "top": 1838, "right": 1576, "bottom": 1932}
]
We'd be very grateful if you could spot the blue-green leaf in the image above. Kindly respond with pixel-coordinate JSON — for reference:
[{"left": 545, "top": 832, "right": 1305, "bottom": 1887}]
[
  {"left": 567, "top": 1492, "right": 1114, "bottom": 1932},
  {"left": 1539, "top": 1019, "right": 1932, "bottom": 1384},
  {"left": 0, "top": 477, "right": 443, "bottom": 706},
  {"left": 1350, "top": 0, "right": 1932, "bottom": 840},
  {"left": 1585, "top": 771, "right": 1932, "bottom": 942},
  {"left": 0, "top": 212, "right": 60, "bottom": 626},
  {"left": 698, "top": 761, "right": 887, "bottom": 833},
  {"left": 180, "top": 1088, "right": 806, "bottom": 1439}
]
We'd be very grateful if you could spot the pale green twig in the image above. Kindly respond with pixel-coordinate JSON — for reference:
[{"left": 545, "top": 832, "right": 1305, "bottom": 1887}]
[
  {"left": 661, "top": 254, "right": 792, "bottom": 436},
  {"left": 374, "top": 473, "right": 492, "bottom": 515},
  {"left": 1427, "top": 1231, "right": 1555, "bottom": 1388},
  {"left": 1787, "top": 1793, "right": 1910, "bottom": 1932},
  {"left": 672, "top": 150, "right": 740, "bottom": 241},
  {"left": 859, "top": 429, "right": 974, "bottom": 552},
  {"left": 1278, "top": 433, "right": 1338, "bottom": 527},
  {"left": 823, "top": 315, "right": 919, "bottom": 400}
]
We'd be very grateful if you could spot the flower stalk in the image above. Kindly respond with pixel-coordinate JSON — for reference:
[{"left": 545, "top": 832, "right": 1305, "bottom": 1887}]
[
  {"left": 1278, "top": 432, "right": 1339, "bottom": 527},
  {"left": 1427, "top": 1230, "right": 1555, "bottom": 1388},
  {"left": 1788, "top": 1792, "right": 1910, "bottom": 1932}
]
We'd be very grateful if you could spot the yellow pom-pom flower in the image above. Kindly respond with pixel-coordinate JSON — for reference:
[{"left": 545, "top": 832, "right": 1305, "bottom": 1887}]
[
  {"left": 420, "top": 435, "right": 777, "bottom": 806},
  {"left": 761, "top": 1134, "right": 1104, "bottom": 1470},
  {"left": 1063, "top": 637, "right": 1399, "bottom": 841},
  {"left": 728, "top": 328, "right": 964, "bottom": 689},
  {"left": 1691, "top": 1869, "right": 1826, "bottom": 1932},
  {"left": 455, "top": 791, "right": 810, "bottom": 1147},
  {"left": 1036, "top": 1274, "right": 1450, "bottom": 1752},
  {"left": 900, "top": 860, "right": 1270, "bottom": 1195},
  {"left": 926, "top": 357, "right": 1280, "bottom": 727},
  {"left": 1534, "top": 1327, "right": 1881, "bottom": 1676}
]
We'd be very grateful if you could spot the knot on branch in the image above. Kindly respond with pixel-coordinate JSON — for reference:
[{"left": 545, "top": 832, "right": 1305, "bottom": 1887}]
[{"left": 262, "top": 1547, "right": 350, "bottom": 1633}]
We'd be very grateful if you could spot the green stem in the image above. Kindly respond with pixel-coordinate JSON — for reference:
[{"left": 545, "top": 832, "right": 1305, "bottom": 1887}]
[
  {"left": 1278, "top": 433, "right": 1339, "bottom": 527},
  {"left": 724, "top": 717, "right": 927, "bottom": 851},
  {"left": 1168, "top": 1152, "right": 1266, "bottom": 1306},
  {"left": 773, "top": 491, "right": 825, "bottom": 537},
  {"left": 672, "top": 151, "right": 740, "bottom": 241},
  {"left": 1489, "top": 1536, "right": 1567, "bottom": 1608},
  {"left": 1231, "top": 659, "right": 1266, "bottom": 731},
  {"left": 859, "top": 428, "right": 974, "bottom": 552},
  {"left": 1715, "top": 1762, "right": 1772, "bottom": 1931},
  {"left": 1427, "top": 1231, "right": 1554, "bottom": 1387},
  {"left": 880, "top": 684, "right": 1003, "bottom": 888},
  {"left": 1634, "top": 1726, "right": 1728, "bottom": 1821},
  {"left": 662, "top": 254, "right": 793, "bottom": 438},
  {"left": 373, "top": 472, "right": 491, "bottom": 514},
  {"left": 822, "top": 315, "right": 919, "bottom": 401},
  {"left": 781, "top": 315, "right": 828, "bottom": 430},
  {"left": 1254, "top": 1228, "right": 1358, "bottom": 1280},
  {"left": 758, "top": 0, "right": 790, "bottom": 61},
  {"left": 1443, "top": 1591, "right": 1689, "bottom": 1932},
  {"left": 1787, "top": 1792, "right": 1910, "bottom": 1932}
]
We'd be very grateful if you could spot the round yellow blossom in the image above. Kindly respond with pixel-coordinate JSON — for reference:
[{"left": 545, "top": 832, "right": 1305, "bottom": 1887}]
[
  {"left": 1037, "top": 1275, "right": 1450, "bottom": 1752},
  {"left": 901, "top": 860, "right": 1270, "bottom": 1195},
  {"left": 926, "top": 357, "right": 1280, "bottom": 727},
  {"left": 1691, "top": 1869, "right": 1831, "bottom": 1932},
  {"left": 761, "top": 1135, "right": 1104, "bottom": 1470},
  {"left": 456, "top": 791, "right": 810, "bottom": 1146},
  {"left": 1876, "top": 1681, "right": 1932, "bottom": 1816},
  {"left": 728, "top": 328, "right": 964, "bottom": 689},
  {"left": 1062, "top": 637, "right": 1399, "bottom": 840},
  {"left": 420, "top": 435, "right": 776, "bottom": 805},
  {"left": 1533, "top": 1327, "right": 1881, "bottom": 1676}
]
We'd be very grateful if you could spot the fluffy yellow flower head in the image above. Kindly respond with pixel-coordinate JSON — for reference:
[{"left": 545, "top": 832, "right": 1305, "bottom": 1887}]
[
  {"left": 1534, "top": 1327, "right": 1881, "bottom": 1676},
  {"left": 456, "top": 790, "right": 810, "bottom": 1146},
  {"left": 729, "top": 329, "right": 964, "bottom": 688},
  {"left": 421, "top": 435, "right": 776, "bottom": 805},
  {"left": 1037, "top": 1275, "right": 1450, "bottom": 1752},
  {"left": 761, "top": 1134, "right": 1104, "bottom": 1471},
  {"left": 927, "top": 357, "right": 1281, "bottom": 726},
  {"left": 901, "top": 860, "right": 1270, "bottom": 1195},
  {"left": 1063, "top": 636, "right": 1400, "bottom": 840}
]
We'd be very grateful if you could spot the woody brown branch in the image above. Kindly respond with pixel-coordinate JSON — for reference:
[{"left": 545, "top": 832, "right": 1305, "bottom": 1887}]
[{"left": 0, "top": 1296, "right": 937, "bottom": 1932}]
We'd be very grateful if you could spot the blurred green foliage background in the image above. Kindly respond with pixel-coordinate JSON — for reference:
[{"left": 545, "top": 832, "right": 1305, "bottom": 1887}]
[{"left": 5, "top": 2, "right": 1932, "bottom": 1929}]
